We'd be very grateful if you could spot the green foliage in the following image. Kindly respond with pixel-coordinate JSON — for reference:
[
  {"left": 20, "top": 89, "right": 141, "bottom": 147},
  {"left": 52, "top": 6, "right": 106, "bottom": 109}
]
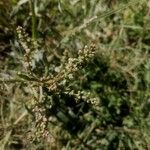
[{"left": 0, "top": 0, "right": 150, "bottom": 149}]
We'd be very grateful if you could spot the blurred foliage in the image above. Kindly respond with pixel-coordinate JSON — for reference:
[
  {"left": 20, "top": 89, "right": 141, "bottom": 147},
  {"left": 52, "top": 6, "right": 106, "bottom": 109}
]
[{"left": 0, "top": 0, "right": 150, "bottom": 149}]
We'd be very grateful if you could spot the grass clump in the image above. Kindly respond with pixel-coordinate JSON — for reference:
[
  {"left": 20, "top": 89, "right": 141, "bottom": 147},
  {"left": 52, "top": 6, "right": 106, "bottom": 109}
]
[{"left": 0, "top": 0, "right": 150, "bottom": 149}]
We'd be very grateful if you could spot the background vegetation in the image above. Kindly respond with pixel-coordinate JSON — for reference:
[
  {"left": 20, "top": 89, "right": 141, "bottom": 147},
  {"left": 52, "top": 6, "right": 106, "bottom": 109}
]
[{"left": 0, "top": 0, "right": 150, "bottom": 149}]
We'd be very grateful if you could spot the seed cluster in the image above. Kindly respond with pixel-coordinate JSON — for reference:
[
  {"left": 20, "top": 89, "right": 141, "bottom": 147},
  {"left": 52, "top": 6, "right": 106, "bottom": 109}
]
[
  {"left": 32, "top": 106, "right": 49, "bottom": 139},
  {"left": 17, "top": 26, "right": 32, "bottom": 70}
]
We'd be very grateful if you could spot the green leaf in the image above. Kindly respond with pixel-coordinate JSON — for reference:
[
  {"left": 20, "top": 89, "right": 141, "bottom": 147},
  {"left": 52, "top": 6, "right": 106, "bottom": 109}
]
[{"left": 17, "top": 72, "right": 38, "bottom": 81}]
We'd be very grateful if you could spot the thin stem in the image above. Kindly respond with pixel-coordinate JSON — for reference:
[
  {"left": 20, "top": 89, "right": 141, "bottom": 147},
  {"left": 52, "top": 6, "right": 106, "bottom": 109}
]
[
  {"left": 0, "top": 79, "right": 25, "bottom": 83},
  {"left": 29, "top": 0, "right": 37, "bottom": 43}
]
